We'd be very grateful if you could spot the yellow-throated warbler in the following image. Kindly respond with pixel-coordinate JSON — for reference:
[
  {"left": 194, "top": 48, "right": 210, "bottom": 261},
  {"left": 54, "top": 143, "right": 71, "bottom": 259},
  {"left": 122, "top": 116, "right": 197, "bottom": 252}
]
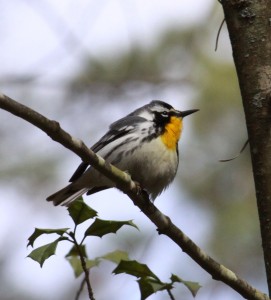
[{"left": 47, "top": 100, "right": 198, "bottom": 206}]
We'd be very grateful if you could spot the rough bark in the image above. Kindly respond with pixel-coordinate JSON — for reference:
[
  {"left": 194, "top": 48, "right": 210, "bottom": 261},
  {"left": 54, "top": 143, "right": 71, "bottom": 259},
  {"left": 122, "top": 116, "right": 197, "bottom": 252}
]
[{"left": 222, "top": 0, "right": 271, "bottom": 295}]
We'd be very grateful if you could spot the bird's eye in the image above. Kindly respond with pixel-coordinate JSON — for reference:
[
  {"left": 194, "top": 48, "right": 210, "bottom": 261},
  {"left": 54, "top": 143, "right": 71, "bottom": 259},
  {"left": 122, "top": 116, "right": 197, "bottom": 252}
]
[{"left": 161, "top": 111, "right": 168, "bottom": 117}]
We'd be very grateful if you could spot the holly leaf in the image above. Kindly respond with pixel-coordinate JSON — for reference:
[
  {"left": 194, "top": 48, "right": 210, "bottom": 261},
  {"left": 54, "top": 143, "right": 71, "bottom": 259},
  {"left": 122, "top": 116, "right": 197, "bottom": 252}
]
[
  {"left": 85, "top": 259, "right": 100, "bottom": 270},
  {"left": 27, "top": 237, "right": 68, "bottom": 267},
  {"left": 84, "top": 218, "right": 138, "bottom": 238},
  {"left": 112, "top": 260, "right": 159, "bottom": 280},
  {"left": 65, "top": 244, "right": 87, "bottom": 258},
  {"left": 27, "top": 228, "right": 69, "bottom": 247},
  {"left": 101, "top": 250, "right": 129, "bottom": 264},
  {"left": 68, "top": 198, "right": 97, "bottom": 225},
  {"left": 67, "top": 256, "right": 83, "bottom": 277},
  {"left": 67, "top": 256, "right": 100, "bottom": 277},
  {"left": 171, "top": 274, "right": 201, "bottom": 297},
  {"left": 137, "top": 277, "right": 171, "bottom": 300},
  {"left": 86, "top": 258, "right": 100, "bottom": 269}
]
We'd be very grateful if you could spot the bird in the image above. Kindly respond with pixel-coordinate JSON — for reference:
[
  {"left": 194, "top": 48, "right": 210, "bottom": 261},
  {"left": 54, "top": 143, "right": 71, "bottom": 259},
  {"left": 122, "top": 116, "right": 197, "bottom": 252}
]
[{"left": 47, "top": 100, "right": 198, "bottom": 206}]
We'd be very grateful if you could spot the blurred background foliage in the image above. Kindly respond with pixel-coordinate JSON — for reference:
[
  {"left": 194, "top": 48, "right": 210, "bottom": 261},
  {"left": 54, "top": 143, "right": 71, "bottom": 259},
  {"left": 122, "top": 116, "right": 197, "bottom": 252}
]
[{"left": 0, "top": 1, "right": 266, "bottom": 300}]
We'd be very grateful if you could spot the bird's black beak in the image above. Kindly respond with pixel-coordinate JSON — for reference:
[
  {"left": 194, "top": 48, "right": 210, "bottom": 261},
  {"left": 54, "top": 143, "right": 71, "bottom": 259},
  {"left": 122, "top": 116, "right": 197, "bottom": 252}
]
[{"left": 180, "top": 109, "right": 199, "bottom": 118}]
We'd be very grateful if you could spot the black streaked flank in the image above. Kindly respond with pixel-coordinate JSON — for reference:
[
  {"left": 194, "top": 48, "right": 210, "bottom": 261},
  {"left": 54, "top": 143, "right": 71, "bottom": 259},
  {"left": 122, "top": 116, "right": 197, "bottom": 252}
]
[
  {"left": 103, "top": 136, "right": 139, "bottom": 161},
  {"left": 69, "top": 116, "right": 145, "bottom": 181}
]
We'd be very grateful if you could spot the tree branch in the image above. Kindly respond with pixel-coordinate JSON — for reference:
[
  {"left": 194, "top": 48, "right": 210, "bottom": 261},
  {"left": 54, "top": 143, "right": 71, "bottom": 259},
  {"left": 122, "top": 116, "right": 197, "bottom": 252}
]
[
  {"left": 0, "top": 92, "right": 269, "bottom": 300},
  {"left": 221, "top": 0, "right": 271, "bottom": 295}
]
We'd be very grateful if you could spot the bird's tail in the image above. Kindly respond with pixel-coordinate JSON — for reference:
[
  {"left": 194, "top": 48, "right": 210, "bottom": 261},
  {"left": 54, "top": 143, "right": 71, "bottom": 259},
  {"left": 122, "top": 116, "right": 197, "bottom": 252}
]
[{"left": 46, "top": 183, "right": 88, "bottom": 206}]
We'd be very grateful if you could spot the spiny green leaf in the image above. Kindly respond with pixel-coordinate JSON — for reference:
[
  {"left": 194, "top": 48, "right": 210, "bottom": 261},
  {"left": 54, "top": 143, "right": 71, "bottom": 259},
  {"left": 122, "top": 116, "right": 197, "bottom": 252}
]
[
  {"left": 67, "top": 256, "right": 83, "bottom": 277},
  {"left": 112, "top": 260, "right": 159, "bottom": 280},
  {"left": 101, "top": 250, "right": 129, "bottom": 264},
  {"left": 137, "top": 277, "right": 171, "bottom": 300},
  {"left": 65, "top": 244, "right": 87, "bottom": 258},
  {"left": 27, "top": 228, "right": 69, "bottom": 247},
  {"left": 68, "top": 197, "right": 97, "bottom": 225},
  {"left": 27, "top": 237, "right": 68, "bottom": 267},
  {"left": 171, "top": 274, "right": 201, "bottom": 297},
  {"left": 86, "top": 259, "right": 100, "bottom": 270},
  {"left": 67, "top": 256, "right": 100, "bottom": 278},
  {"left": 84, "top": 218, "right": 138, "bottom": 238}
]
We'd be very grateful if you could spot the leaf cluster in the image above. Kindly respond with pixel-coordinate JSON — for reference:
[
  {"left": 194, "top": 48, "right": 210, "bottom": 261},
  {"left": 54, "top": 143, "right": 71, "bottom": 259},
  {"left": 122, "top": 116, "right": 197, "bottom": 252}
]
[
  {"left": 27, "top": 198, "right": 200, "bottom": 299},
  {"left": 113, "top": 260, "right": 201, "bottom": 299}
]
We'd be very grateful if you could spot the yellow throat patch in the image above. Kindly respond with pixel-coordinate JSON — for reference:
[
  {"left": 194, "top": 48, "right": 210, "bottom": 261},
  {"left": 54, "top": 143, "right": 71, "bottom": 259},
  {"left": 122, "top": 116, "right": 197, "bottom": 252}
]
[{"left": 161, "top": 116, "right": 183, "bottom": 150}]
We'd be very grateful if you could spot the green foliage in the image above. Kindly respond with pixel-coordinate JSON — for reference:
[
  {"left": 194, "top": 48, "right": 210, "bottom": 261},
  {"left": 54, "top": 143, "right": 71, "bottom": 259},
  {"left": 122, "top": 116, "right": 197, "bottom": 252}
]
[
  {"left": 27, "top": 227, "right": 69, "bottom": 247},
  {"left": 66, "top": 256, "right": 100, "bottom": 278},
  {"left": 84, "top": 218, "right": 138, "bottom": 238},
  {"left": 27, "top": 227, "right": 70, "bottom": 267},
  {"left": 68, "top": 197, "right": 97, "bottom": 225},
  {"left": 27, "top": 237, "right": 68, "bottom": 267},
  {"left": 113, "top": 260, "right": 201, "bottom": 299},
  {"left": 137, "top": 277, "right": 172, "bottom": 300},
  {"left": 66, "top": 256, "right": 84, "bottom": 277},
  {"left": 27, "top": 198, "right": 200, "bottom": 299},
  {"left": 171, "top": 274, "right": 201, "bottom": 297},
  {"left": 65, "top": 244, "right": 87, "bottom": 258},
  {"left": 113, "top": 260, "right": 159, "bottom": 280},
  {"left": 101, "top": 250, "right": 129, "bottom": 264}
]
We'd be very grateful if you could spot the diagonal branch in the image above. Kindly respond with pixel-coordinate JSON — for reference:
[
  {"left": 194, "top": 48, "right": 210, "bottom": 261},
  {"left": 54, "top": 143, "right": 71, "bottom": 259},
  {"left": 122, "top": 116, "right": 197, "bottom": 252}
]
[
  {"left": 0, "top": 93, "right": 136, "bottom": 194},
  {"left": 0, "top": 92, "right": 269, "bottom": 300}
]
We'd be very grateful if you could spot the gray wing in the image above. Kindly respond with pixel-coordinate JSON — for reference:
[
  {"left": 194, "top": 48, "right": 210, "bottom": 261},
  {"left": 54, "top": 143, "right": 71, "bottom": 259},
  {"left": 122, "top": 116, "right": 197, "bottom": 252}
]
[{"left": 69, "top": 115, "right": 146, "bottom": 182}]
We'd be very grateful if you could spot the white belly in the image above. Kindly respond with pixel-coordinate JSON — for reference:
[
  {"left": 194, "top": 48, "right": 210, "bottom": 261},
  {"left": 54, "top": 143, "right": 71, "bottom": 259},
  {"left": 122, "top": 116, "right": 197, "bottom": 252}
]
[
  {"left": 77, "top": 136, "right": 179, "bottom": 200},
  {"left": 117, "top": 137, "right": 179, "bottom": 200}
]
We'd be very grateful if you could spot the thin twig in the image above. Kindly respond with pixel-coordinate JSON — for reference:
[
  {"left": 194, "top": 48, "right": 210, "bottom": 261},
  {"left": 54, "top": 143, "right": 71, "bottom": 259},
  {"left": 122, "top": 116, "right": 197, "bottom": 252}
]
[
  {"left": 75, "top": 277, "right": 86, "bottom": 300},
  {"left": 220, "top": 139, "right": 249, "bottom": 162},
  {"left": 215, "top": 18, "right": 225, "bottom": 51},
  {"left": 72, "top": 223, "right": 90, "bottom": 300},
  {"left": 0, "top": 93, "right": 269, "bottom": 300},
  {"left": 69, "top": 232, "right": 95, "bottom": 300},
  {"left": 167, "top": 288, "right": 175, "bottom": 300}
]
